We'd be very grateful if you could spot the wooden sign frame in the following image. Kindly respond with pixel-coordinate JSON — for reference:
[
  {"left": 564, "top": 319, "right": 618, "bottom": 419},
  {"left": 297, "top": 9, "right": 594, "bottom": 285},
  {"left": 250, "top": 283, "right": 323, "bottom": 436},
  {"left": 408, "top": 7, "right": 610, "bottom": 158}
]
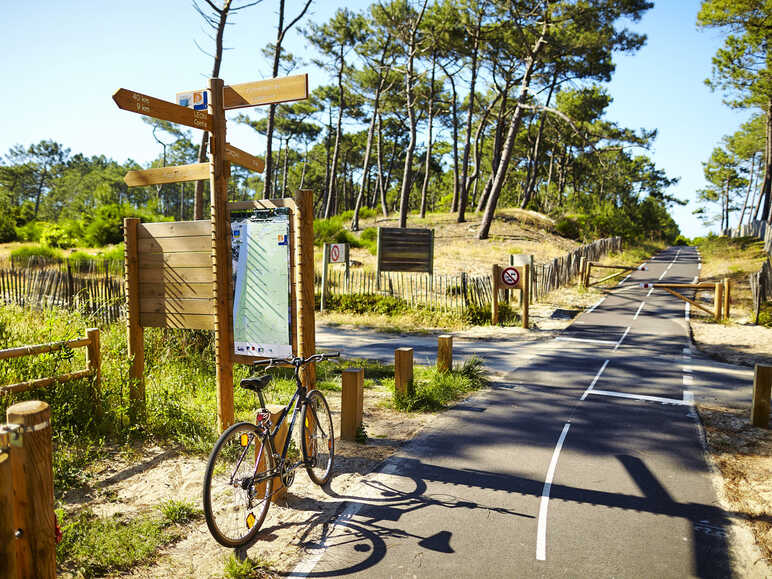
[{"left": 492, "top": 264, "right": 530, "bottom": 328}]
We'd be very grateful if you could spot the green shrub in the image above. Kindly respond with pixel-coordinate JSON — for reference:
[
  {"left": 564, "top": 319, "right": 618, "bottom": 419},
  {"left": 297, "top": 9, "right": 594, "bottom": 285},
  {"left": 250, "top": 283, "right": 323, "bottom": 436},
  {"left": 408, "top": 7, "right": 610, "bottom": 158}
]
[
  {"left": 9, "top": 244, "right": 64, "bottom": 263},
  {"left": 322, "top": 293, "right": 408, "bottom": 315},
  {"left": 555, "top": 216, "right": 581, "bottom": 239},
  {"left": 40, "top": 222, "right": 77, "bottom": 248},
  {"left": 674, "top": 235, "right": 691, "bottom": 246},
  {"left": 0, "top": 213, "right": 17, "bottom": 243},
  {"left": 15, "top": 220, "right": 45, "bottom": 242},
  {"left": 82, "top": 204, "right": 169, "bottom": 247}
]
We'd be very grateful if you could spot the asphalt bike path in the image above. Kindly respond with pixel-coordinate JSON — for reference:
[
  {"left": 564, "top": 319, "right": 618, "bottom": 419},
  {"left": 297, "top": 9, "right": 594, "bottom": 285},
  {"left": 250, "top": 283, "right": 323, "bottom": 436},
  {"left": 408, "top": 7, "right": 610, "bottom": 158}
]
[{"left": 297, "top": 246, "right": 752, "bottom": 577}]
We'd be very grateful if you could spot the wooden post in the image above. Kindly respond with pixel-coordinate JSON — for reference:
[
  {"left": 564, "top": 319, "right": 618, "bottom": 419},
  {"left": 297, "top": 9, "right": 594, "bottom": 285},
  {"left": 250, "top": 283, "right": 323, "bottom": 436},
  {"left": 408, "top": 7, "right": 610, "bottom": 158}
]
[
  {"left": 437, "top": 335, "right": 453, "bottom": 373},
  {"left": 295, "top": 189, "right": 316, "bottom": 389},
  {"left": 209, "top": 77, "right": 235, "bottom": 432},
  {"left": 723, "top": 277, "right": 731, "bottom": 320},
  {"left": 491, "top": 264, "right": 500, "bottom": 325},
  {"left": 123, "top": 217, "right": 145, "bottom": 418},
  {"left": 321, "top": 242, "right": 330, "bottom": 313},
  {"left": 714, "top": 282, "right": 723, "bottom": 321},
  {"left": 341, "top": 368, "right": 364, "bottom": 441},
  {"left": 0, "top": 427, "right": 17, "bottom": 578},
  {"left": 579, "top": 257, "right": 586, "bottom": 288},
  {"left": 584, "top": 262, "right": 592, "bottom": 288},
  {"left": 522, "top": 263, "right": 530, "bottom": 329},
  {"left": 86, "top": 327, "right": 102, "bottom": 419},
  {"left": 7, "top": 401, "right": 56, "bottom": 579},
  {"left": 751, "top": 364, "right": 772, "bottom": 428},
  {"left": 395, "top": 347, "right": 414, "bottom": 396}
]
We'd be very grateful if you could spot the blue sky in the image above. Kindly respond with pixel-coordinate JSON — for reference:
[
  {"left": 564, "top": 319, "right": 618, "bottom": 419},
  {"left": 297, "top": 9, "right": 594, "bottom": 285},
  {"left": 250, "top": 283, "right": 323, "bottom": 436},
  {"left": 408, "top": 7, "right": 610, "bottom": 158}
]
[{"left": 0, "top": 0, "right": 751, "bottom": 237}]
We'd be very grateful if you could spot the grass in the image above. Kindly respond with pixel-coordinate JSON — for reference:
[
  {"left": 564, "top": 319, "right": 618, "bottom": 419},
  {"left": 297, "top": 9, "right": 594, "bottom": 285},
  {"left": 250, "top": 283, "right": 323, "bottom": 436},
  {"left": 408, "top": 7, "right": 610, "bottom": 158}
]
[
  {"left": 224, "top": 553, "right": 274, "bottom": 579},
  {"left": 391, "top": 356, "right": 488, "bottom": 412},
  {"left": 56, "top": 508, "right": 185, "bottom": 576}
]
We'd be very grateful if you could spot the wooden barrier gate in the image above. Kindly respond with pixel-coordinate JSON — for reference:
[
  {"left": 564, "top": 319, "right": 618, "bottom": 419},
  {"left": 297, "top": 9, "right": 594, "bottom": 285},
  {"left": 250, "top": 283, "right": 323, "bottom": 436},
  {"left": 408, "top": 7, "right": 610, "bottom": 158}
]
[
  {"left": 640, "top": 281, "right": 731, "bottom": 321},
  {"left": 581, "top": 259, "right": 647, "bottom": 289}
]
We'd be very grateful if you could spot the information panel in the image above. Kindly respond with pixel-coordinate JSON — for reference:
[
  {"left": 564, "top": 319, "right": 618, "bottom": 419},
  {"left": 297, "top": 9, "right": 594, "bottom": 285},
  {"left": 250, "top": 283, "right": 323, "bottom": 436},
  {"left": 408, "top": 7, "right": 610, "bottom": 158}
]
[{"left": 231, "top": 208, "right": 292, "bottom": 357}]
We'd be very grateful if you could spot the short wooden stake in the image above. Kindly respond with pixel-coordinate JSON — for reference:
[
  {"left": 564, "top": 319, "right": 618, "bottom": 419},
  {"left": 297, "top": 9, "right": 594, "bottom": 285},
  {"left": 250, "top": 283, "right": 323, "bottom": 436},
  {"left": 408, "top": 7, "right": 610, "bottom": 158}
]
[
  {"left": 579, "top": 257, "right": 586, "bottom": 288},
  {"left": 751, "top": 364, "right": 772, "bottom": 428},
  {"left": 0, "top": 427, "right": 17, "bottom": 578},
  {"left": 7, "top": 401, "right": 56, "bottom": 579},
  {"left": 491, "top": 265, "right": 500, "bottom": 325},
  {"left": 341, "top": 368, "right": 364, "bottom": 441},
  {"left": 437, "top": 335, "right": 453, "bottom": 373},
  {"left": 395, "top": 347, "right": 414, "bottom": 396},
  {"left": 714, "top": 282, "right": 723, "bottom": 321},
  {"left": 723, "top": 278, "right": 731, "bottom": 320}
]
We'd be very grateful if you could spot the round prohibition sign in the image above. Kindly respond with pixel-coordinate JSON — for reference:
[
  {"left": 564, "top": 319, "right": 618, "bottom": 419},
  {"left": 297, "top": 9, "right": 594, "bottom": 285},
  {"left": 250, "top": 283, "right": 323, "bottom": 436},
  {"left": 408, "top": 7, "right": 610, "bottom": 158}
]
[
  {"left": 330, "top": 244, "right": 341, "bottom": 262},
  {"left": 500, "top": 266, "right": 520, "bottom": 288}
]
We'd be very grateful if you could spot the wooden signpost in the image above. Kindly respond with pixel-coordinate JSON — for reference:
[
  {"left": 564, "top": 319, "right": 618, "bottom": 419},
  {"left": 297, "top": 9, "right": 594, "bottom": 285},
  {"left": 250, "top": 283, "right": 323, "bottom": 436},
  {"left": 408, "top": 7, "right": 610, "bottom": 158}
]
[
  {"left": 492, "top": 264, "right": 530, "bottom": 328},
  {"left": 114, "top": 73, "right": 313, "bottom": 431}
]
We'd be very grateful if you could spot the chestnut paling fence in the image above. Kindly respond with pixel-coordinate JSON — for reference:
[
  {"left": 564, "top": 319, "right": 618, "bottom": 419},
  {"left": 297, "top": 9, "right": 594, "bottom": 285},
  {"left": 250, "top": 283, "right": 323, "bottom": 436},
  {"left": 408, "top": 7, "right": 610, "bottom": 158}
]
[
  {"left": 0, "top": 237, "right": 623, "bottom": 320},
  {"left": 728, "top": 220, "right": 772, "bottom": 323}
]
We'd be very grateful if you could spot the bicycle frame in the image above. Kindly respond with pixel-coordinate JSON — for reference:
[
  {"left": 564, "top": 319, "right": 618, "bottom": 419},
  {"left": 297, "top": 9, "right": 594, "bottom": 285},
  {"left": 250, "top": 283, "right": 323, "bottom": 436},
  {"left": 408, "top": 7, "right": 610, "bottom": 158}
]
[{"left": 252, "top": 368, "right": 329, "bottom": 480}]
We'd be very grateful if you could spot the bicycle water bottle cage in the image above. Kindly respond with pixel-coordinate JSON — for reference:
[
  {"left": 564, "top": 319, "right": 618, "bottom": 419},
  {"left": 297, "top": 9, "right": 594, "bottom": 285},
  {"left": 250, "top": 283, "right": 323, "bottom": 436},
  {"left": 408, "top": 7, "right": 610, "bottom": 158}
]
[{"left": 240, "top": 375, "right": 272, "bottom": 392}]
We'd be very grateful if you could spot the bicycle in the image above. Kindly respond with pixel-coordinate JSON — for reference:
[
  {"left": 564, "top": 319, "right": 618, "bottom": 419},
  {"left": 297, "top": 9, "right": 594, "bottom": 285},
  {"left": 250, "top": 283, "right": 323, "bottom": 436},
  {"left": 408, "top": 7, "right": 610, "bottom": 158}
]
[{"left": 202, "top": 352, "right": 339, "bottom": 548}]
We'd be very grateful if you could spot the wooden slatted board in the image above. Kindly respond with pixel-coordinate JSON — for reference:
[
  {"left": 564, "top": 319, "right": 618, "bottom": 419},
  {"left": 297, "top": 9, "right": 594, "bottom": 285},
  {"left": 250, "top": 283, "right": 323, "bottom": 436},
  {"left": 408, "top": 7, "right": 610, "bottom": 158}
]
[
  {"left": 136, "top": 220, "right": 214, "bottom": 330},
  {"left": 377, "top": 227, "right": 434, "bottom": 274}
]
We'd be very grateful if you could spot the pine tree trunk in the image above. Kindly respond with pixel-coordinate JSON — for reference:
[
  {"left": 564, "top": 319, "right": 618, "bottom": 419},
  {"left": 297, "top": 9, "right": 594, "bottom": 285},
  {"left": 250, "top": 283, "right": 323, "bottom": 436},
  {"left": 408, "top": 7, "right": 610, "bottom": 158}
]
[
  {"left": 325, "top": 49, "right": 345, "bottom": 219},
  {"left": 457, "top": 11, "right": 482, "bottom": 223},
  {"left": 420, "top": 52, "right": 437, "bottom": 219}
]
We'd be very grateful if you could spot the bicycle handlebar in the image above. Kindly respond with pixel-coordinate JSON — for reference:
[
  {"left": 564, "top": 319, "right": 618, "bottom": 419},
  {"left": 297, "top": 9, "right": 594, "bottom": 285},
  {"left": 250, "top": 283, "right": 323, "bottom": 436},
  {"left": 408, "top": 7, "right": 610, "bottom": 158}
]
[{"left": 251, "top": 352, "right": 340, "bottom": 369}]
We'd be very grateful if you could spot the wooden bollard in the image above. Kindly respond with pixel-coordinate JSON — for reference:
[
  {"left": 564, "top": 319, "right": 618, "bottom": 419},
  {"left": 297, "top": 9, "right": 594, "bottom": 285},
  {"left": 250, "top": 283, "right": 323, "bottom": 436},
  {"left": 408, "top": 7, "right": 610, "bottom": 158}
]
[
  {"left": 751, "top": 364, "right": 772, "bottom": 428},
  {"left": 7, "top": 401, "right": 56, "bottom": 579},
  {"left": 491, "top": 265, "right": 500, "bottom": 325},
  {"left": 579, "top": 257, "right": 586, "bottom": 288},
  {"left": 341, "top": 368, "right": 364, "bottom": 441},
  {"left": 437, "top": 335, "right": 453, "bottom": 373},
  {"left": 723, "top": 278, "right": 731, "bottom": 319},
  {"left": 714, "top": 282, "right": 723, "bottom": 321},
  {"left": 395, "top": 348, "right": 414, "bottom": 396},
  {"left": 0, "top": 427, "right": 17, "bottom": 578}
]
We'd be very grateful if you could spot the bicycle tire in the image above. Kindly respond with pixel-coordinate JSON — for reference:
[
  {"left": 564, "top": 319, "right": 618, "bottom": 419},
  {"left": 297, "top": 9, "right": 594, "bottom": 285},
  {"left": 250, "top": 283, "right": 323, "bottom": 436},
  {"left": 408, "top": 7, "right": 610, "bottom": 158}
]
[
  {"left": 202, "top": 421, "right": 274, "bottom": 548},
  {"left": 301, "top": 390, "right": 335, "bottom": 486}
]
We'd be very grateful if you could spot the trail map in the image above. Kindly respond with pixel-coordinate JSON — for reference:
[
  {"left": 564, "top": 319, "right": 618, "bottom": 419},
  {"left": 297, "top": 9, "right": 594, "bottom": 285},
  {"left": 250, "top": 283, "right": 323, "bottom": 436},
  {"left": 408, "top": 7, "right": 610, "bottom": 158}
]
[{"left": 231, "top": 209, "right": 292, "bottom": 357}]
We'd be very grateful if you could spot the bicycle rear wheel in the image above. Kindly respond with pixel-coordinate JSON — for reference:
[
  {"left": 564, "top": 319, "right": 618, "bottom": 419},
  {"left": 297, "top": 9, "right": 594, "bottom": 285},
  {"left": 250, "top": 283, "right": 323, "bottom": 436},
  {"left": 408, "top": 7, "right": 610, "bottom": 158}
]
[
  {"left": 202, "top": 422, "right": 274, "bottom": 548},
  {"left": 301, "top": 390, "right": 335, "bottom": 485}
]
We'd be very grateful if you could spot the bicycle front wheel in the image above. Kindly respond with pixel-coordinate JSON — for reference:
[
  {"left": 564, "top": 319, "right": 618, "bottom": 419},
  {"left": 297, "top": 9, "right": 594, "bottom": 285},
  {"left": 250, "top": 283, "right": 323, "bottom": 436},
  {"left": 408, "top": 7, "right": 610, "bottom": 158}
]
[
  {"left": 202, "top": 422, "right": 274, "bottom": 548},
  {"left": 301, "top": 390, "right": 335, "bottom": 486}
]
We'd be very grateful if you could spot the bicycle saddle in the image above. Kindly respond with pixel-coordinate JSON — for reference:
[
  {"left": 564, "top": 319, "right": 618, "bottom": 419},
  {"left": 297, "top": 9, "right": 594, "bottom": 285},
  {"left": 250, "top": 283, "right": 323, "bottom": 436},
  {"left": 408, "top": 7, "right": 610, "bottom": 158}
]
[{"left": 240, "top": 375, "right": 272, "bottom": 392}]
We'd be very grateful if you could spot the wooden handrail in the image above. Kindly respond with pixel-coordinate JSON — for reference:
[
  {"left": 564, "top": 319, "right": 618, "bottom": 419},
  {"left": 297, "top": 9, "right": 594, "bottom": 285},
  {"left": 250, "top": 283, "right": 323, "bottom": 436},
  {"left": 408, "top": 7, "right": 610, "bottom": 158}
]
[{"left": 0, "top": 330, "right": 100, "bottom": 401}]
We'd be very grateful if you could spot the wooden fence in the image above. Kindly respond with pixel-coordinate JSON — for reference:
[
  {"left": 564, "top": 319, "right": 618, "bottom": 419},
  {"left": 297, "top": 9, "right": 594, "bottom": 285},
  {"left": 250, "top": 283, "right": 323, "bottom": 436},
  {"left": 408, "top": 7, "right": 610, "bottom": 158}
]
[
  {"left": 316, "top": 236, "right": 622, "bottom": 310},
  {"left": 730, "top": 220, "right": 772, "bottom": 324},
  {"left": 0, "top": 259, "right": 124, "bottom": 325}
]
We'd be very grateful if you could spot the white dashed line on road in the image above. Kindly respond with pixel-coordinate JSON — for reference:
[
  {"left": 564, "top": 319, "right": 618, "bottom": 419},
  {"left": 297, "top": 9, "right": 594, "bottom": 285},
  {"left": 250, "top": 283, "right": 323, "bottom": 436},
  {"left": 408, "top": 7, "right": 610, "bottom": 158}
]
[
  {"left": 633, "top": 301, "right": 645, "bottom": 320},
  {"left": 613, "top": 327, "right": 631, "bottom": 350},
  {"left": 589, "top": 389, "right": 692, "bottom": 406},
  {"left": 555, "top": 337, "right": 618, "bottom": 346}
]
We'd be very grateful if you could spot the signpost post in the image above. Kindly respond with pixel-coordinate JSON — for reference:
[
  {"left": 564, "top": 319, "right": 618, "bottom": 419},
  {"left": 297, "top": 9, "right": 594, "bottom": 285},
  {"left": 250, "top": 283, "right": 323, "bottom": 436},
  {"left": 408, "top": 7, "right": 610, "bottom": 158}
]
[
  {"left": 114, "top": 73, "right": 312, "bottom": 431},
  {"left": 493, "top": 263, "right": 529, "bottom": 328}
]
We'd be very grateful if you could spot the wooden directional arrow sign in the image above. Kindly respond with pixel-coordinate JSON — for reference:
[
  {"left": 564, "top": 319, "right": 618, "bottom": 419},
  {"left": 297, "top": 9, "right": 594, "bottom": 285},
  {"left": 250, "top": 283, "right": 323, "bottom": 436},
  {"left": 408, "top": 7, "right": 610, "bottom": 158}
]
[
  {"left": 113, "top": 89, "right": 212, "bottom": 131},
  {"left": 222, "top": 74, "right": 308, "bottom": 110},
  {"left": 224, "top": 144, "right": 265, "bottom": 173},
  {"left": 124, "top": 163, "right": 210, "bottom": 187}
]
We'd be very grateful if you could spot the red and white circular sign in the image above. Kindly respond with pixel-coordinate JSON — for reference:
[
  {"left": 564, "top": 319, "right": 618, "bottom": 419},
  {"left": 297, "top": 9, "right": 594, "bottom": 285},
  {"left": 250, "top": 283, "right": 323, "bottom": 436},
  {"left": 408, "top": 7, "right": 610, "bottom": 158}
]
[
  {"left": 500, "top": 266, "right": 520, "bottom": 288},
  {"left": 329, "top": 243, "right": 346, "bottom": 263}
]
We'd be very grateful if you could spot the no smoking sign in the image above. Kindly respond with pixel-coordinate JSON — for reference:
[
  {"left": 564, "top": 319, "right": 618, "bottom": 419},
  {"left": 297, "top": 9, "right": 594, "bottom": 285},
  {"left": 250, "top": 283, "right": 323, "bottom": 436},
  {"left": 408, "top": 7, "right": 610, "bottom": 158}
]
[
  {"left": 329, "top": 243, "right": 346, "bottom": 264},
  {"left": 500, "top": 266, "right": 521, "bottom": 289}
]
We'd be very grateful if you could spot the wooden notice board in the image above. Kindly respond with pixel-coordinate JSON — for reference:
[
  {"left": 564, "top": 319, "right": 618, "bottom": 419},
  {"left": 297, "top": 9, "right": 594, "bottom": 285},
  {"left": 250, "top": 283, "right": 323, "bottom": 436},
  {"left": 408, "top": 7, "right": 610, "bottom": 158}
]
[{"left": 376, "top": 227, "right": 434, "bottom": 275}]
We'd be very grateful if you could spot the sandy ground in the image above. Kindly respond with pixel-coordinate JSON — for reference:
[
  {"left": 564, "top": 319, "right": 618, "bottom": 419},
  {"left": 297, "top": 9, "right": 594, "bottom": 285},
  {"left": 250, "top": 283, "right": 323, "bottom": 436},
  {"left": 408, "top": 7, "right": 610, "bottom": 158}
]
[
  {"left": 692, "top": 321, "right": 772, "bottom": 368},
  {"left": 58, "top": 385, "right": 436, "bottom": 578}
]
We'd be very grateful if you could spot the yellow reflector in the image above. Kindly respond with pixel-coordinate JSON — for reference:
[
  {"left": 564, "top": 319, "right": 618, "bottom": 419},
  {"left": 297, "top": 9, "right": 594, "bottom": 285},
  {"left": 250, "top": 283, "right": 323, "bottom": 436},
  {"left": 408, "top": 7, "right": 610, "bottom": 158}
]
[
  {"left": 246, "top": 512, "right": 256, "bottom": 529},
  {"left": 240, "top": 433, "right": 249, "bottom": 447}
]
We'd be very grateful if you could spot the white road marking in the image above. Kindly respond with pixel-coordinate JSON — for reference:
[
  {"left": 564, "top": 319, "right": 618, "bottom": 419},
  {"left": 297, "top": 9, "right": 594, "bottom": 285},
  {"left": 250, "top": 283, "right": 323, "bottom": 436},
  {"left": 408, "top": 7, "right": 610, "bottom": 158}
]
[
  {"left": 683, "top": 375, "right": 695, "bottom": 386},
  {"left": 618, "top": 274, "right": 631, "bottom": 286},
  {"left": 580, "top": 359, "right": 610, "bottom": 401},
  {"left": 633, "top": 301, "right": 645, "bottom": 320},
  {"left": 685, "top": 302, "right": 690, "bottom": 322},
  {"left": 682, "top": 366, "right": 693, "bottom": 373},
  {"left": 698, "top": 263, "right": 702, "bottom": 271},
  {"left": 692, "top": 275, "right": 699, "bottom": 283},
  {"left": 682, "top": 347, "right": 692, "bottom": 354},
  {"left": 586, "top": 297, "right": 605, "bottom": 314},
  {"left": 555, "top": 337, "right": 619, "bottom": 346},
  {"left": 683, "top": 391, "right": 694, "bottom": 404},
  {"left": 647, "top": 286, "right": 655, "bottom": 297},
  {"left": 658, "top": 269, "right": 668, "bottom": 280},
  {"left": 536, "top": 422, "right": 571, "bottom": 561},
  {"left": 614, "top": 327, "right": 631, "bottom": 350},
  {"left": 589, "top": 389, "right": 692, "bottom": 406}
]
